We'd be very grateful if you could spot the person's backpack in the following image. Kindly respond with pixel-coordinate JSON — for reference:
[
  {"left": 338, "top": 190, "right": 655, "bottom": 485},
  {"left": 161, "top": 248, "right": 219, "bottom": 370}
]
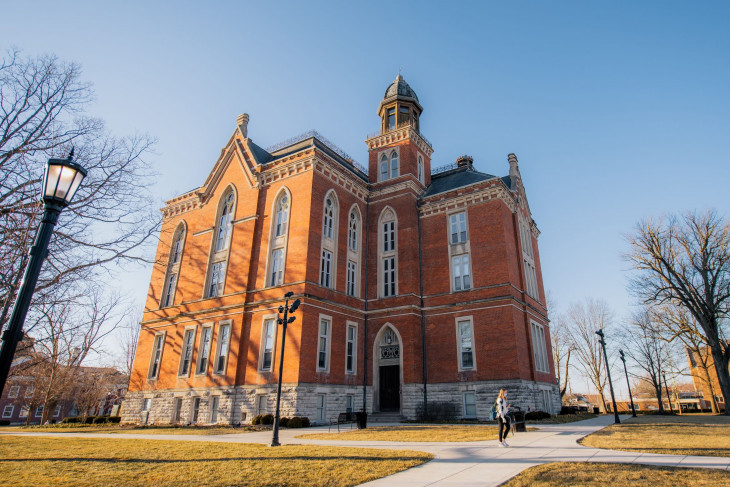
[{"left": 489, "top": 400, "right": 498, "bottom": 420}]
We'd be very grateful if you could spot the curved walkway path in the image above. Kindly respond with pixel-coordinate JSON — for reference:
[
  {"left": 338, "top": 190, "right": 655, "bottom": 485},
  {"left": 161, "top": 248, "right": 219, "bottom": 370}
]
[{"left": 3, "top": 415, "right": 729, "bottom": 486}]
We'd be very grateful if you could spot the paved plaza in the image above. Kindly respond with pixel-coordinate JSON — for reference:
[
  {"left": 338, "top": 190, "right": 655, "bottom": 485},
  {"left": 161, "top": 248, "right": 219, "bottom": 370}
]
[{"left": 2, "top": 415, "right": 729, "bottom": 486}]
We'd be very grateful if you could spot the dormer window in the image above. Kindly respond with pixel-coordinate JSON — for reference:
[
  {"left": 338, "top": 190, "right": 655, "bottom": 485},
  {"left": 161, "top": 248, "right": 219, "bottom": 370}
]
[{"left": 387, "top": 107, "right": 395, "bottom": 130}]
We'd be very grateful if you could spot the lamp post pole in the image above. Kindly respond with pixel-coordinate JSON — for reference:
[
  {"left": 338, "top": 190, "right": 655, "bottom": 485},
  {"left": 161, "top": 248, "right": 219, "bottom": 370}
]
[
  {"left": 619, "top": 350, "right": 637, "bottom": 418},
  {"left": 596, "top": 329, "right": 620, "bottom": 424},
  {"left": 270, "top": 292, "right": 300, "bottom": 447},
  {"left": 0, "top": 151, "right": 86, "bottom": 396}
]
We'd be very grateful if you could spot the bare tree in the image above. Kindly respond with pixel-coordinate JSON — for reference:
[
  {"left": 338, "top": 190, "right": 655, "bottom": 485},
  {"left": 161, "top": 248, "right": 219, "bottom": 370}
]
[
  {"left": 117, "top": 308, "right": 142, "bottom": 377},
  {"left": 74, "top": 367, "right": 123, "bottom": 422},
  {"left": 0, "top": 49, "right": 159, "bottom": 336},
  {"left": 626, "top": 210, "right": 730, "bottom": 414},
  {"left": 551, "top": 312, "right": 574, "bottom": 401},
  {"left": 567, "top": 298, "right": 614, "bottom": 413}
]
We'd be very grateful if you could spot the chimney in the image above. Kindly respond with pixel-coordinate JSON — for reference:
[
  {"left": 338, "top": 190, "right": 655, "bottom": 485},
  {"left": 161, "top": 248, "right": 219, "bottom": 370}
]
[
  {"left": 508, "top": 153, "right": 519, "bottom": 191},
  {"left": 237, "top": 113, "right": 249, "bottom": 138},
  {"left": 456, "top": 155, "right": 473, "bottom": 169}
]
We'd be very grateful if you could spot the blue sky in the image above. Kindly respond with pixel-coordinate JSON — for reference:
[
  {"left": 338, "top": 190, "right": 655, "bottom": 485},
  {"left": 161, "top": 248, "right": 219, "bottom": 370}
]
[{"left": 4, "top": 1, "right": 730, "bottom": 385}]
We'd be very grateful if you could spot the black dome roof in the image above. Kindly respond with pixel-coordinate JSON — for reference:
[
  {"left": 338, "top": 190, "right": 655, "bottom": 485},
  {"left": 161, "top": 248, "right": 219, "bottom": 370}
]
[{"left": 383, "top": 74, "right": 419, "bottom": 101}]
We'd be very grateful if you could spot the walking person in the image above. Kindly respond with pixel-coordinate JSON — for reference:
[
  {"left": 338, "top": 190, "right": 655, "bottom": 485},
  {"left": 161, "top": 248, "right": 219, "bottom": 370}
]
[{"left": 496, "top": 389, "right": 510, "bottom": 447}]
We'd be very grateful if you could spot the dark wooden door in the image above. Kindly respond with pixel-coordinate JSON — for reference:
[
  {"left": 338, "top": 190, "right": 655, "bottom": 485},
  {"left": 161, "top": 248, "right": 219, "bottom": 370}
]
[{"left": 379, "top": 365, "right": 400, "bottom": 411}]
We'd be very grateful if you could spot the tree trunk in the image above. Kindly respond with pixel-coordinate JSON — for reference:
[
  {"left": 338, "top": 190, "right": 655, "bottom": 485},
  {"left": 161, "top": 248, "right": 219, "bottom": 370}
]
[
  {"left": 699, "top": 363, "right": 720, "bottom": 413},
  {"left": 654, "top": 384, "right": 665, "bottom": 413}
]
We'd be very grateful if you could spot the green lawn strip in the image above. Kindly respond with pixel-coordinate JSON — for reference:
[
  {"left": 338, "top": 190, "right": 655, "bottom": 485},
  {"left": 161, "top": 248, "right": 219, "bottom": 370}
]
[
  {"left": 500, "top": 462, "right": 730, "bottom": 487},
  {"left": 298, "top": 424, "right": 538, "bottom": 442},
  {"left": 580, "top": 416, "right": 730, "bottom": 457},
  {"left": 0, "top": 435, "right": 432, "bottom": 487}
]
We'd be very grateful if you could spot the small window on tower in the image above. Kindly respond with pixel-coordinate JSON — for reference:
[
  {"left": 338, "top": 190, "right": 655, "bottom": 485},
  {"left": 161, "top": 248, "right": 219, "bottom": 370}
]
[
  {"left": 387, "top": 108, "right": 395, "bottom": 130},
  {"left": 399, "top": 106, "right": 410, "bottom": 126}
]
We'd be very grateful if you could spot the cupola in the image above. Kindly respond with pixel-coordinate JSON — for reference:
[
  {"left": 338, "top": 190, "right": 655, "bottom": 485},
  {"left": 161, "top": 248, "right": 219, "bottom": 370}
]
[{"left": 378, "top": 74, "right": 423, "bottom": 134}]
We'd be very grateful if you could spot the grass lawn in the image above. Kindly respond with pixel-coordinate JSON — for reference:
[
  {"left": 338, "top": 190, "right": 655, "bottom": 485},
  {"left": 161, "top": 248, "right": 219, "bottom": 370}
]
[
  {"left": 526, "top": 413, "right": 597, "bottom": 424},
  {"left": 297, "top": 424, "right": 537, "bottom": 442},
  {"left": 4, "top": 424, "right": 256, "bottom": 435},
  {"left": 0, "top": 435, "right": 432, "bottom": 487},
  {"left": 580, "top": 414, "right": 730, "bottom": 457},
  {"left": 501, "top": 462, "right": 730, "bottom": 486}
]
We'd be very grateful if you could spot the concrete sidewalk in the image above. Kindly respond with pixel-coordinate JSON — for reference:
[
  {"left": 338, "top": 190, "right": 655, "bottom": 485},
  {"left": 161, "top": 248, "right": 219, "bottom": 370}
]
[{"left": 2, "top": 415, "right": 729, "bottom": 486}]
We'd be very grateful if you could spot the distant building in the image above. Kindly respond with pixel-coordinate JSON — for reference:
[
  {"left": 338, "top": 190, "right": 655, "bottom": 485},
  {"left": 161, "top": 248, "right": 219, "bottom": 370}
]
[
  {"left": 687, "top": 347, "right": 726, "bottom": 411},
  {"left": 124, "top": 75, "right": 558, "bottom": 425}
]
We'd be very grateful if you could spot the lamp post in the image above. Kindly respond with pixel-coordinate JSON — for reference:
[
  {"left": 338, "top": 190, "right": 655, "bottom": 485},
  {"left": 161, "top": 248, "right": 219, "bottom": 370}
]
[
  {"left": 0, "top": 150, "right": 87, "bottom": 396},
  {"left": 270, "top": 291, "right": 300, "bottom": 447},
  {"left": 663, "top": 372, "right": 674, "bottom": 414},
  {"left": 619, "top": 350, "right": 637, "bottom": 418},
  {"left": 595, "top": 329, "right": 620, "bottom": 424}
]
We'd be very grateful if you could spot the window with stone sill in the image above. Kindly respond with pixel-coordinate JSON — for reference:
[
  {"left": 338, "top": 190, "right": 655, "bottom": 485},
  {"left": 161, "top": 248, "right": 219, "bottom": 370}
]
[
  {"left": 196, "top": 326, "right": 213, "bottom": 375},
  {"left": 2, "top": 405, "right": 13, "bottom": 418},
  {"left": 463, "top": 391, "right": 477, "bottom": 418},
  {"left": 148, "top": 333, "right": 165, "bottom": 379},
  {"left": 214, "top": 322, "right": 231, "bottom": 374},
  {"left": 260, "top": 318, "right": 276, "bottom": 372},
  {"left": 317, "top": 318, "right": 331, "bottom": 371},
  {"left": 178, "top": 328, "right": 196, "bottom": 376}
]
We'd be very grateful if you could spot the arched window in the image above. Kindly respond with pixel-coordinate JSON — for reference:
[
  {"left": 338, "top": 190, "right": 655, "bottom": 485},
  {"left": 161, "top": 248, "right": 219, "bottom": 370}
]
[
  {"left": 206, "top": 188, "right": 236, "bottom": 298},
  {"left": 320, "top": 191, "right": 339, "bottom": 289},
  {"left": 346, "top": 206, "right": 361, "bottom": 297},
  {"left": 161, "top": 222, "right": 186, "bottom": 307},
  {"left": 380, "top": 154, "right": 389, "bottom": 182},
  {"left": 417, "top": 154, "right": 424, "bottom": 184},
  {"left": 268, "top": 189, "right": 291, "bottom": 287},
  {"left": 214, "top": 191, "right": 234, "bottom": 252},
  {"left": 390, "top": 151, "right": 399, "bottom": 179},
  {"left": 274, "top": 193, "right": 289, "bottom": 238},
  {"left": 379, "top": 208, "right": 397, "bottom": 297},
  {"left": 348, "top": 210, "right": 359, "bottom": 252},
  {"left": 323, "top": 195, "right": 335, "bottom": 239}
]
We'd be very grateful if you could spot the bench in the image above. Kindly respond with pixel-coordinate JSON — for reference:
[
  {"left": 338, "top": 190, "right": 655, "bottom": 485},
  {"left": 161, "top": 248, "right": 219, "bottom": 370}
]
[
  {"left": 329, "top": 412, "right": 356, "bottom": 432},
  {"left": 508, "top": 407, "right": 526, "bottom": 435}
]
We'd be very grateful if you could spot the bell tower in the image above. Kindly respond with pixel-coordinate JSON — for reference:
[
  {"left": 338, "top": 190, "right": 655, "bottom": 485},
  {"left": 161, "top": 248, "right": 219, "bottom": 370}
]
[{"left": 366, "top": 74, "right": 434, "bottom": 187}]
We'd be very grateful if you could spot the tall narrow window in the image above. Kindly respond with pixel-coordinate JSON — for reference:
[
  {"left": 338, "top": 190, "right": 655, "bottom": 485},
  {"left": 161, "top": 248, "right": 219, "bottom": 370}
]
[
  {"left": 214, "top": 322, "right": 231, "bottom": 374},
  {"left": 257, "top": 394, "right": 267, "bottom": 415},
  {"left": 464, "top": 392, "right": 477, "bottom": 418},
  {"left": 390, "top": 151, "right": 398, "bottom": 178},
  {"left": 450, "top": 212, "right": 467, "bottom": 244},
  {"left": 380, "top": 155, "right": 388, "bottom": 181},
  {"left": 383, "top": 221, "right": 395, "bottom": 252},
  {"left": 196, "top": 326, "right": 212, "bottom": 375},
  {"left": 417, "top": 154, "right": 424, "bottom": 184},
  {"left": 148, "top": 333, "right": 165, "bottom": 379},
  {"left": 320, "top": 250, "right": 332, "bottom": 288},
  {"left": 387, "top": 108, "right": 395, "bottom": 130},
  {"left": 457, "top": 319, "right": 474, "bottom": 369},
  {"left": 346, "top": 260, "right": 357, "bottom": 296},
  {"left": 399, "top": 106, "right": 410, "bottom": 126},
  {"left": 275, "top": 194, "right": 289, "bottom": 237},
  {"left": 383, "top": 257, "right": 396, "bottom": 297},
  {"left": 531, "top": 322, "right": 549, "bottom": 373},
  {"left": 316, "top": 394, "right": 326, "bottom": 422},
  {"left": 3, "top": 405, "right": 14, "bottom": 418},
  {"left": 317, "top": 318, "right": 330, "bottom": 371},
  {"left": 379, "top": 209, "right": 397, "bottom": 298},
  {"left": 452, "top": 254, "right": 471, "bottom": 291},
  {"left": 260, "top": 318, "right": 276, "bottom": 371},
  {"left": 348, "top": 211, "right": 359, "bottom": 251},
  {"left": 346, "top": 324, "right": 356, "bottom": 374},
  {"left": 270, "top": 249, "right": 284, "bottom": 286},
  {"left": 208, "top": 261, "right": 226, "bottom": 297},
  {"left": 345, "top": 395, "right": 354, "bottom": 413},
  {"left": 267, "top": 189, "right": 291, "bottom": 288},
  {"left": 178, "top": 328, "right": 195, "bottom": 376},
  {"left": 214, "top": 192, "right": 234, "bottom": 252},
  {"left": 323, "top": 196, "right": 334, "bottom": 239},
  {"left": 206, "top": 189, "right": 235, "bottom": 299},
  {"left": 161, "top": 222, "right": 186, "bottom": 307},
  {"left": 210, "top": 396, "right": 219, "bottom": 423},
  {"left": 520, "top": 219, "right": 539, "bottom": 299}
]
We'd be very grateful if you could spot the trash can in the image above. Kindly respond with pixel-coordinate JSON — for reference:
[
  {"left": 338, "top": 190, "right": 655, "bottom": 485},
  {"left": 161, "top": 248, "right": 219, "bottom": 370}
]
[
  {"left": 593, "top": 407, "right": 600, "bottom": 414},
  {"left": 356, "top": 411, "right": 368, "bottom": 429}
]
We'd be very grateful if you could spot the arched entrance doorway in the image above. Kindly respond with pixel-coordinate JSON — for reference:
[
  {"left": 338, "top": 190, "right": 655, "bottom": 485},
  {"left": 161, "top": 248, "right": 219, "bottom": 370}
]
[{"left": 374, "top": 325, "right": 402, "bottom": 412}]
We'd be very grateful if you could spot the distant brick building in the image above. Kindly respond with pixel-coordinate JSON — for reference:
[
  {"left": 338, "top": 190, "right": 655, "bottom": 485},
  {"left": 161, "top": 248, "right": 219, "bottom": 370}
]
[
  {"left": 687, "top": 347, "right": 726, "bottom": 412},
  {"left": 123, "top": 76, "right": 558, "bottom": 425}
]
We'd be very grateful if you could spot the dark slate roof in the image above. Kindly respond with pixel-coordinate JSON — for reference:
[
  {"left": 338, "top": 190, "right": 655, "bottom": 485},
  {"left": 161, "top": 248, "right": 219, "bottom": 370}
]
[
  {"left": 248, "top": 140, "right": 273, "bottom": 164},
  {"left": 501, "top": 175, "right": 512, "bottom": 188},
  {"left": 384, "top": 74, "right": 419, "bottom": 102},
  {"left": 421, "top": 166, "right": 499, "bottom": 198}
]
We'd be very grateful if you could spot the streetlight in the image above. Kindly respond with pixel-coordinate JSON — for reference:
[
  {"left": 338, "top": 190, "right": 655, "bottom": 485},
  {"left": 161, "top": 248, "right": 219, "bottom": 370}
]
[
  {"left": 595, "top": 329, "right": 620, "bottom": 424},
  {"left": 619, "top": 350, "right": 637, "bottom": 418},
  {"left": 662, "top": 372, "right": 674, "bottom": 414},
  {"left": 0, "top": 149, "right": 87, "bottom": 396},
  {"left": 270, "top": 291, "right": 300, "bottom": 447}
]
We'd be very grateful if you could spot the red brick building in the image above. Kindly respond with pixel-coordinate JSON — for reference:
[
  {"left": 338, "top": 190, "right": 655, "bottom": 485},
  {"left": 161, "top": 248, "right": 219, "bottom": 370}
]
[{"left": 123, "top": 76, "right": 557, "bottom": 425}]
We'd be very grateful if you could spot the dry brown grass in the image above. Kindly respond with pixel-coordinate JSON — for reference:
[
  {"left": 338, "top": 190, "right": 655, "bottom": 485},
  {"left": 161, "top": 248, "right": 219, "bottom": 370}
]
[
  {"left": 501, "top": 462, "right": 730, "bottom": 486},
  {"left": 580, "top": 414, "right": 730, "bottom": 457},
  {"left": 297, "top": 424, "right": 537, "bottom": 442},
  {"left": 0, "top": 435, "right": 432, "bottom": 487},
  {"left": 7, "top": 424, "right": 253, "bottom": 435}
]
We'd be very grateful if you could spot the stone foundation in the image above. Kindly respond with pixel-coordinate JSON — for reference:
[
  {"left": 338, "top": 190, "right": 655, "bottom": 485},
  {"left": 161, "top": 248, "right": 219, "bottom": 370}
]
[{"left": 121, "top": 380, "right": 559, "bottom": 425}]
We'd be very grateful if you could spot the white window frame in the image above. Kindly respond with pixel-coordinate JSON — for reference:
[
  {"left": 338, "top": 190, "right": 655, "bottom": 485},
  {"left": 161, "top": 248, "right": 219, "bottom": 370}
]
[
  {"left": 323, "top": 195, "right": 335, "bottom": 240},
  {"left": 161, "top": 222, "right": 186, "bottom": 308},
  {"left": 346, "top": 260, "right": 357, "bottom": 297},
  {"left": 173, "top": 397, "right": 184, "bottom": 423},
  {"left": 530, "top": 321, "right": 549, "bottom": 373},
  {"left": 319, "top": 191, "right": 339, "bottom": 290},
  {"left": 205, "top": 188, "right": 235, "bottom": 299},
  {"left": 389, "top": 151, "right": 399, "bottom": 179},
  {"left": 19, "top": 405, "right": 29, "bottom": 418},
  {"left": 196, "top": 324, "right": 213, "bottom": 375},
  {"left": 463, "top": 391, "right": 477, "bottom": 418},
  {"left": 259, "top": 316, "right": 277, "bottom": 372},
  {"left": 270, "top": 248, "right": 284, "bottom": 286},
  {"left": 191, "top": 397, "right": 201, "bottom": 424},
  {"left": 214, "top": 320, "right": 232, "bottom": 375},
  {"left": 2, "top": 405, "right": 13, "bottom": 418},
  {"left": 207, "top": 261, "right": 226, "bottom": 298},
  {"left": 379, "top": 154, "right": 388, "bottom": 181},
  {"left": 520, "top": 217, "right": 539, "bottom": 299},
  {"left": 417, "top": 153, "right": 424, "bottom": 184},
  {"left": 25, "top": 385, "right": 35, "bottom": 398},
  {"left": 274, "top": 192, "right": 289, "bottom": 238},
  {"left": 320, "top": 249, "right": 333, "bottom": 288},
  {"left": 383, "top": 256, "right": 396, "bottom": 297},
  {"left": 455, "top": 317, "right": 476, "bottom": 371},
  {"left": 8, "top": 385, "right": 19, "bottom": 398},
  {"left": 452, "top": 254, "right": 472, "bottom": 292},
  {"left": 449, "top": 212, "right": 468, "bottom": 244},
  {"left": 162, "top": 273, "right": 178, "bottom": 307},
  {"left": 148, "top": 332, "right": 166, "bottom": 379},
  {"left": 345, "top": 322, "right": 357, "bottom": 375},
  {"left": 214, "top": 191, "right": 235, "bottom": 252},
  {"left": 316, "top": 394, "right": 326, "bottom": 422},
  {"left": 348, "top": 211, "right": 359, "bottom": 251},
  {"left": 178, "top": 326, "right": 197, "bottom": 377},
  {"left": 210, "top": 395, "right": 220, "bottom": 424},
  {"left": 317, "top": 315, "right": 332, "bottom": 372},
  {"left": 267, "top": 189, "right": 291, "bottom": 288},
  {"left": 256, "top": 394, "right": 267, "bottom": 416},
  {"left": 35, "top": 405, "right": 44, "bottom": 418}
]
